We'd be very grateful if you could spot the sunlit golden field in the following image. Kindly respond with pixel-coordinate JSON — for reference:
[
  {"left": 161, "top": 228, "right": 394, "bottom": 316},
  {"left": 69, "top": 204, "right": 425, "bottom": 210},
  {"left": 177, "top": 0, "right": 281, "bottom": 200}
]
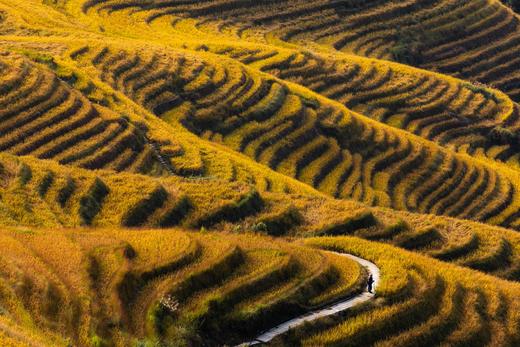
[{"left": 1, "top": 0, "right": 520, "bottom": 346}]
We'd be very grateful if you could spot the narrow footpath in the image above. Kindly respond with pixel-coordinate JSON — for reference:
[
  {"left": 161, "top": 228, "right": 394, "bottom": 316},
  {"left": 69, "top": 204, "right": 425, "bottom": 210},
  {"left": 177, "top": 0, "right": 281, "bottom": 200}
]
[{"left": 238, "top": 252, "right": 380, "bottom": 346}]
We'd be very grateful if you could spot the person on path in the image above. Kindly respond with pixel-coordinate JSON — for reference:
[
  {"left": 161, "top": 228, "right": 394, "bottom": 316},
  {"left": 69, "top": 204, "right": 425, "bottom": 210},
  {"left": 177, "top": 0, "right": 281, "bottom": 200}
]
[{"left": 367, "top": 274, "right": 374, "bottom": 293}]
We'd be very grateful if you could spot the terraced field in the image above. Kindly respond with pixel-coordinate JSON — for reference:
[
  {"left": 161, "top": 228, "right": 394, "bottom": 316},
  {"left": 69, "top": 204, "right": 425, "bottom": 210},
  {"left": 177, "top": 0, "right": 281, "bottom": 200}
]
[
  {"left": 0, "top": 228, "right": 369, "bottom": 345},
  {"left": 1, "top": 0, "right": 520, "bottom": 346},
  {"left": 0, "top": 53, "right": 166, "bottom": 175},
  {"left": 291, "top": 237, "right": 520, "bottom": 347},
  {"left": 1, "top": 226, "right": 520, "bottom": 346},
  {"left": 61, "top": 43, "right": 520, "bottom": 230},
  {"left": 86, "top": 0, "right": 520, "bottom": 102},
  {"left": 4, "top": 151, "right": 520, "bottom": 283}
]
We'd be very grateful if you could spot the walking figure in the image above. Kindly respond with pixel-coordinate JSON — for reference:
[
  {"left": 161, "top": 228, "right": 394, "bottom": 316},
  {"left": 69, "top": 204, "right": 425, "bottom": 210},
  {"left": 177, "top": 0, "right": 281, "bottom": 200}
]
[{"left": 367, "top": 274, "right": 374, "bottom": 293}]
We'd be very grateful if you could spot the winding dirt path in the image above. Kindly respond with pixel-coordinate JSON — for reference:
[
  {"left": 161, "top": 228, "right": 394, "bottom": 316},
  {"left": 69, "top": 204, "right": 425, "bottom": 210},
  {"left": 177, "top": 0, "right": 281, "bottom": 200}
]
[{"left": 238, "top": 252, "right": 380, "bottom": 346}]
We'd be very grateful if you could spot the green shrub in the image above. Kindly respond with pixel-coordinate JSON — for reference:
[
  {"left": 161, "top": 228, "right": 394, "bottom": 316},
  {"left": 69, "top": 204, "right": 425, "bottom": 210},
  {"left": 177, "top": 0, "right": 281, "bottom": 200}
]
[
  {"left": 90, "top": 334, "right": 110, "bottom": 347},
  {"left": 251, "top": 222, "right": 268, "bottom": 233}
]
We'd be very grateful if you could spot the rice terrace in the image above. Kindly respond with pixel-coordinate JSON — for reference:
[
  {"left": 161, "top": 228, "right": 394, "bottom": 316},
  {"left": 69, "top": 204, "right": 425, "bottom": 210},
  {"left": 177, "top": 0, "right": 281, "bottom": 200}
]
[{"left": 2, "top": 0, "right": 520, "bottom": 346}]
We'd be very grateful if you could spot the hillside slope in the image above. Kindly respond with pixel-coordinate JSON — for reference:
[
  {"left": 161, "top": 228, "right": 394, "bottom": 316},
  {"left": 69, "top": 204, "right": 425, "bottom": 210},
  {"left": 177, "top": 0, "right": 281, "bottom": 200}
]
[
  {"left": 86, "top": 0, "right": 520, "bottom": 102},
  {"left": 0, "top": 227, "right": 519, "bottom": 346}
]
